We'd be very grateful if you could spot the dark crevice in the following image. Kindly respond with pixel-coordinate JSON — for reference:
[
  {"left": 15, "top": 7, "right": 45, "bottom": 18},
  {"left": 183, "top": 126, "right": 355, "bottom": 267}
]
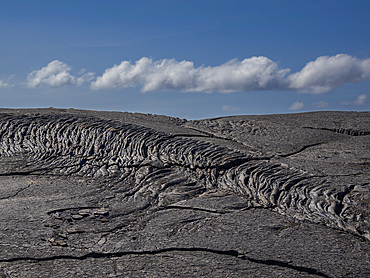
[
  {"left": 337, "top": 184, "right": 356, "bottom": 202},
  {"left": 0, "top": 162, "right": 87, "bottom": 177},
  {"left": 181, "top": 125, "right": 267, "bottom": 153},
  {"left": 161, "top": 205, "right": 266, "bottom": 214},
  {"left": 303, "top": 126, "right": 370, "bottom": 136},
  {"left": 161, "top": 205, "right": 227, "bottom": 214},
  {"left": 334, "top": 184, "right": 357, "bottom": 215},
  {"left": 179, "top": 126, "right": 235, "bottom": 142},
  {"left": 47, "top": 207, "right": 102, "bottom": 215},
  {"left": 0, "top": 171, "right": 38, "bottom": 177},
  {"left": 171, "top": 133, "right": 216, "bottom": 139},
  {"left": 0, "top": 247, "right": 330, "bottom": 277},
  {"left": 180, "top": 125, "right": 266, "bottom": 152},
  {"left": 0, "top": 183, "right": 33, "bottom": 200},
  {"left": 240, "top": 205, "right": 277, "bottom": 211},
  {"left": 312, "top": 173, "right": 363, "bottom": 178},
  {"left": 245, "top": 255, "right": 330, "bottom": 277},
  {"left": 278, "top": 143, "right": 323, "bottom": 158}
]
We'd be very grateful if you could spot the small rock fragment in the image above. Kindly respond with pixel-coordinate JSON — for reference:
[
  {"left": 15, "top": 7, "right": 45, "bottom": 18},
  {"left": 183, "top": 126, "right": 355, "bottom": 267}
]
[
  {"left": 71, "top": 214, "right": 84, "bottom": 220},
  {"left": 48, "top": 237, "right": 68, "bottom": 246},
  {"left": 54, "top": 239, "right": 68, "bottom": 247},
  {"left": 97, "top": 237, "right": 106, "bottom": 245},
  {"left": 94, "top": 208, "right": 109, "bottom": 215},
  {"left": 78, "top": 209, "right": 91, "bottom": 216},
  {"left": 44, "top": 223, "right": 59, "bottom": 228},
  {"left": 53, "top": 212, "right": 63, "bottom": 219},
  {"left": 66, "top": 227, "right": 85, "bottom": 234},
  {"left": 58, "top": 232, "right": 68, "bottom": 239}
]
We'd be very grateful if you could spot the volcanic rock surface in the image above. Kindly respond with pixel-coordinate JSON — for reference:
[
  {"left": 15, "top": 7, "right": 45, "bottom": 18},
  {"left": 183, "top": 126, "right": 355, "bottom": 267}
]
[{"left": 0, "top": 108, "right": 369, "bottom": 277}]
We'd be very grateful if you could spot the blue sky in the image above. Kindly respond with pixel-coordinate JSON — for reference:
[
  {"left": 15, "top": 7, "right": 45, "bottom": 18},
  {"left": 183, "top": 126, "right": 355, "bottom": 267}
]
[{"left": 0, "top": 0, "right": 369, "bottom": 119}]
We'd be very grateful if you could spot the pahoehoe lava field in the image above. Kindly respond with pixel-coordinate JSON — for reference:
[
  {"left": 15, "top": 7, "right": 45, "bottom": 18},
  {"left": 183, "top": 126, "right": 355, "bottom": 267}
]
[{"left": 0, "top": 108, "right": 369, "bottom": 277}]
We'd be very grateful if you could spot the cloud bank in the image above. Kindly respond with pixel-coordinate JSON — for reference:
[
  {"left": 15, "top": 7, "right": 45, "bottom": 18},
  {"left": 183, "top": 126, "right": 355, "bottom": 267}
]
[
  {"left": 27, "top": 60, "right": 94, "bottom": 88},
  {"left": 91, "top": 54, "right": 370, "bottom": 94},
  {"left": 25, "top": 54, "right": 370, "bottom": 95},
  {"left": 91, "top": 56, "right": 289, "bottom": 92}
]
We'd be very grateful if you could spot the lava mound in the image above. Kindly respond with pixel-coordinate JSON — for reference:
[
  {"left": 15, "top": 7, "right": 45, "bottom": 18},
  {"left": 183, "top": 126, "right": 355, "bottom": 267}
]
[{"left": 0, "top": 108, "right": 369, "bottom": 277}]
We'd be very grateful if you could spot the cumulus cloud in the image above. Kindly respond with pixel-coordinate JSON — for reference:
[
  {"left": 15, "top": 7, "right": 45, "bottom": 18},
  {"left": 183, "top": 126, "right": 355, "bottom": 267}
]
[
  {"left": 23, "top": 54, "right": 370, "bottom": 94},
  {"left": 341, "top": 94, "right": 367, "bottom": 106},
  {"left": 91, "top": 54, "right": 370, "bottom": 94},
  {"left": 91, "top": 57, "right": 290, "bottom": 92},
  {"left": 289, "top": 101, "right": 304, "bottom": 110},
  {"left": 288, "top": 54, "right": 370, "bottom": 94},
  {"left": 27, "top": 60, "right": 94, "bottom": 88}
]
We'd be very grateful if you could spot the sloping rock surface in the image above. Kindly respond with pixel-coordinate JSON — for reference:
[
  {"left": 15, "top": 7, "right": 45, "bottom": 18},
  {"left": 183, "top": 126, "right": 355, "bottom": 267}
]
[{"left": 0, "top": 108, "right": 369, "bottom": 277}]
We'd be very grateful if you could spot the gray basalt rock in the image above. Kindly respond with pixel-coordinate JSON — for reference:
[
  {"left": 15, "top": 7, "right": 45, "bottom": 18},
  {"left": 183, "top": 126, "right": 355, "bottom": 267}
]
[{"left": 0, "top": 108, "right": 369, "bottom": 277}]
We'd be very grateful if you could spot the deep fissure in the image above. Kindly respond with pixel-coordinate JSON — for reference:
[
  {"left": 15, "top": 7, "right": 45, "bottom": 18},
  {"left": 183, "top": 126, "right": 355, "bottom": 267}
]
[{"left": 0, "top": 247, "right": 330, "bottom": 277}]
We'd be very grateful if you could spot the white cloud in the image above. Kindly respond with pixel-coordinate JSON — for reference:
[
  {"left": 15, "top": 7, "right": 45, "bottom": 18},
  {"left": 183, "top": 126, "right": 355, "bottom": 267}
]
[
  {"left": 222, "top": 105, "right": 240, "bottom": 112},
  {"left": 288, "top": 54, "right": 370, "bottom": 94},
  {"left": 313, "top": 101, "right": 329, "bottom": 108},
  {"left": 91, "top": 54, "right": 370, "bottom": 94},
  {"left": 354, "top": 94, "right": 367, "bottom": 105},
  {"left": 22, "top": 54, "right": 370, "bottom": 94},
  {"left": 0, "top": 80, "right": 9, "bottom": 88},
  {"left": 27, "top": 60, "right": 94, "bottom": 88},
  {"left": 289, "top": 101, "right": 304, "bottom": 110},
  {"left": 341, "top": 94, "right": 367, "bottom": 106},
  {"left": 91, "top": 57, "right": 290, "bottom": 92},
  {"left": 77, "top": 72, "right": 95, "bottom": 86}
]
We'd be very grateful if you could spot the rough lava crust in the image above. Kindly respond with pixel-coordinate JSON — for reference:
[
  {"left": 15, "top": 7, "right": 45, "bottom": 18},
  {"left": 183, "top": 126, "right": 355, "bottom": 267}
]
[{"left": 0, "top": 108, "right": 369, "bottom": 277}]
